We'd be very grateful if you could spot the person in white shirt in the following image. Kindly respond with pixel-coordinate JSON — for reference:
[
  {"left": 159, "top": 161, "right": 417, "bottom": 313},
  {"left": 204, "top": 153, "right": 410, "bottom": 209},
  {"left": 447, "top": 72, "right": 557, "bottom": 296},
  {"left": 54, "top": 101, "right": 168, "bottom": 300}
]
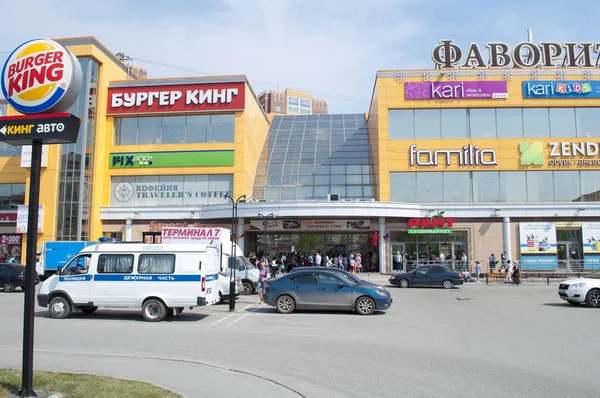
[
  {"left": 439, "top": 252, "right": 446, "bottom": 266},
  {"left": 505, "top": 260, "right": 513, "bottom": 283},
  {"left": 461, "top": 253, "right": 468, "bottom": 269},
  {"left": 315, "top": 251, "right": 322, "bottom": 266}
]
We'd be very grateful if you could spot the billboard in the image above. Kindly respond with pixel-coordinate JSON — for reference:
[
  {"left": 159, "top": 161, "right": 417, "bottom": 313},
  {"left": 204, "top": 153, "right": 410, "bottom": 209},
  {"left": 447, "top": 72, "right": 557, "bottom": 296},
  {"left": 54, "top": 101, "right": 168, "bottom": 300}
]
[
  {"left": 405, "top": 81, "right": 507, "bottom": 100},
  {"left": 523, "top": 80, "right": 600, "bottom": 99}
]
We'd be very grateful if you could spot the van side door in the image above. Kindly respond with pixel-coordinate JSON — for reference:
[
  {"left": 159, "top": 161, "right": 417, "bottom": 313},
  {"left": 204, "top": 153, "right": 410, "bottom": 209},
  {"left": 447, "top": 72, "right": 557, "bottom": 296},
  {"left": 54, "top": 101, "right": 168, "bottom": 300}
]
[{"left": 90, "top": 253, "right": 135, "bottom": 306}]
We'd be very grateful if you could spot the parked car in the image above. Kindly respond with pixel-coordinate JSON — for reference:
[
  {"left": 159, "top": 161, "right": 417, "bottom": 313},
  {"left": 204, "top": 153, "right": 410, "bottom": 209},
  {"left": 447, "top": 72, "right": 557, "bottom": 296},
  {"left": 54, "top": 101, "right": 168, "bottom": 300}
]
[
  {"left": 389, "top": 265, "right": 463, "bottom": 289},
  {"left": 558, "top": 269, "right": 600, "bottom": 307},
  {"left": 263, "top": 269, "right": 392, "bottom": 315},
  {"left": 0, "top": 263, "right": 40, "bottom": 293},
  {"left": 290, "top": 266, "right": 386, "bottom": 290},
  {"left": 218, "top": 272, "right": 243, "bottom": 304}
]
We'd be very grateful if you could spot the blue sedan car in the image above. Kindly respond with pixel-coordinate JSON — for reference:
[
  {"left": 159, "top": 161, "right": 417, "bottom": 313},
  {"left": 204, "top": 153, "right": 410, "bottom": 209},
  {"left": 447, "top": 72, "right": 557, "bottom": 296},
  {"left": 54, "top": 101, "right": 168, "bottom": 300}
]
[{"left": 263, "top": 269, "right": 393, "bottom": 315}]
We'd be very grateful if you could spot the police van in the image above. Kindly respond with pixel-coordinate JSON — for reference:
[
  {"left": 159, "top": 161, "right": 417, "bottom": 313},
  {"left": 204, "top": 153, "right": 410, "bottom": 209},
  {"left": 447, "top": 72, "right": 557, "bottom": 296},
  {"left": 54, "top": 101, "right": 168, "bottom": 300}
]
[{"left": 37, "top": 243, "right": 220, "bottom": 322}]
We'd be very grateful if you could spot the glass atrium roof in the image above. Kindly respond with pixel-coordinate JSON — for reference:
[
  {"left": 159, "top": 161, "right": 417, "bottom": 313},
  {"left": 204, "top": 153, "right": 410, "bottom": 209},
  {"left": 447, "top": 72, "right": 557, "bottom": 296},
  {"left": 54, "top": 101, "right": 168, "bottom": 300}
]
[{"left": 253, "top": 114, "right": 375, "bottom": 201}]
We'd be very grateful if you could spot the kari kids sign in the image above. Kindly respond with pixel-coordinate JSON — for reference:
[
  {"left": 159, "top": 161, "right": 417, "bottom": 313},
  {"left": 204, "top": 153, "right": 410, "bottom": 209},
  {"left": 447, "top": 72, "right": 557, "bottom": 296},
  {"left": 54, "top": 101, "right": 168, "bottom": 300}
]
[{"left": 523, "top": 81, "right": 600, "bottom": 99}]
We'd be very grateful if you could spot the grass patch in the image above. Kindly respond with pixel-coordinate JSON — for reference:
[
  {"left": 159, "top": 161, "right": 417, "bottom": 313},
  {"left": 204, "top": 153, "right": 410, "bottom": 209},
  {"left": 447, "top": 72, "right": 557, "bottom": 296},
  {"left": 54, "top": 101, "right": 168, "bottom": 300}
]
[{"left": 0, "top": 369, "right": 182, "bottom": 398}]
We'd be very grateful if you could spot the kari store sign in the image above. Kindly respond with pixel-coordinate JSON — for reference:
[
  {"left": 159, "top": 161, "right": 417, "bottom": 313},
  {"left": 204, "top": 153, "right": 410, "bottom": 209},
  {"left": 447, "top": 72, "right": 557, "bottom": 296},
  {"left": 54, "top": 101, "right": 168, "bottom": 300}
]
[
  {"left": 405, "top": 81, "right": 507, "bottom": 100},
  {"left": 107, "top": 82, "right": 245, "bottom": 115},
  {"left": 523, "top": 81, "right": 600, "bottom": 99}
]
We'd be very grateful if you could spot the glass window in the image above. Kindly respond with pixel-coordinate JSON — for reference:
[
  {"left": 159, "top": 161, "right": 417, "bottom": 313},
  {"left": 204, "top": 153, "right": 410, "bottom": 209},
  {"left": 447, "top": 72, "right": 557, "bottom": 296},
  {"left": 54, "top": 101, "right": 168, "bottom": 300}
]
[
  {"left": 97, "top": 254, "right": 134, "bottom": 273},
  {"left": 390, "top": 172, "right": 416, "bottom": 202},
  {"left": 496, "top": 109, "right": 523, "bottom": 138},
  {"left": 10, "top": 184, "right": 25, "bottom": 209},
  {"left": 414, "top": 110, "right": 440, "bottom": 139},
  {"left": 209, "top": 114, "right": 235, "bottom": 142},
  {"left": 161, "top": 116, "right": 186, "bottom": 144},
  {"left": 580, "top": 171, "right": 600, "bottom": 201},
  {"left": 417, "top": 172, "right": 443, "bottom": 202},
  {"left": 441, "top": 109, "right": 467, "bottom": 138},
  {"left": 297, "top": 186, "right": 313, "bottom": 199},
  {"left": 264, "top": 186, "right": 280, "bottom": 200},
  {"left": 443, "top": 172, "right": 471, "bottom": 202},
  {"left": 186, "top": 115, "right": 208, "bottom": 143},
  {"left": 576, "top": 108, "right": 600, "bottom": 138},
  {"left": 63, "top": 254, "right": 91, "bottom": 275},
  {"left": 523, "top": 108, "right": 550, "bottom": 138},
  {"left": 0, "top": 185, "right": 11, "bottom": 210},
  {"left": 291, "top": 274, "right": 317, "bottom": 285},
  {"left": 553, "top": 171, "right": 581, "bottom": 202},
  {"left": 317, "top": 273, "right": 341, "bottom": 285},
  {"left": 346, "top": 175, "right": 362, "bottom": 184},
  {"left": 138, "top": 254, "right": 175, "bottom": 274},
  {"left": 331, "top": 175, "right": 345, "bottom": 184},
  {"left": 388, "top": 110, "right": 414, "bottom": 139},
  {"left": 549, "top": 108, "right": 576, "bottom": 138},
  {"left": 115, "top": 118, "right": 138, "bottom": 145},
  {"left": 347, "top": 186, "right": 363, "bottom": 197},
  {"left": 469, "top": 109, "right": 497, "bottom": 138},
  {"left": 281, "top": 186, "right": 297, "bottom": 199},
  {"left": 526, "top": 171, "right": 554, "bottom": 202},
  {"left": 472, "top": 172, "right": 500, "bottom": 202},
  {"left": 499, "top": 172, "right": 527, "bottom": 202},
  {"left": 137, "top": 117, "right": 162, "bottom": 144},
  {"left": 315, "top": 175, "right": 329, "bottom": 185}
]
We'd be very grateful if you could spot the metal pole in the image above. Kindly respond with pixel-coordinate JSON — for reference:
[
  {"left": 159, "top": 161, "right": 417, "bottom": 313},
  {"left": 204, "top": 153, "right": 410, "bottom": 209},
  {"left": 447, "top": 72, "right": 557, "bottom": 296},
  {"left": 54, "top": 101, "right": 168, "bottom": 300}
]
[
  {"left": 263, "top": 219, "right": 268, "bottom": 263},
  {"left": 230, "top": 195, "right": 245, "bottom": 311},
  {"left": 228, "top": 196, "right": 235, "bottom": 312},
  {"left": 18, "top": 140, "right": 43, "bottom": 397}
]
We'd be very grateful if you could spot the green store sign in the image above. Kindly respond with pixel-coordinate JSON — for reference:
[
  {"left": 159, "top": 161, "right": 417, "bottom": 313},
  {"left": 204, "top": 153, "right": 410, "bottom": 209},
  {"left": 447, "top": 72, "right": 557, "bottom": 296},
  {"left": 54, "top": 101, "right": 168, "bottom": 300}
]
[
  {"left": 407, "top": 228, "right": 453, "bottom": 235},
  {"left": 109, "top": 150, "right": 234, "bottom": 169}
]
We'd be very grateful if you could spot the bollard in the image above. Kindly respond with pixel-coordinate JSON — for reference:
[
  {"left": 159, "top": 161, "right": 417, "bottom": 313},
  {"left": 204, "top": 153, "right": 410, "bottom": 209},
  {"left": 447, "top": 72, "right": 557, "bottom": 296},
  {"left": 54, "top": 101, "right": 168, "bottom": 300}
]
[
  {"left": 486, "top": 273, "right": 489, "bottom": 285},
  {"left": 547, "top": 275, "right": 549, "bottom": 286}
]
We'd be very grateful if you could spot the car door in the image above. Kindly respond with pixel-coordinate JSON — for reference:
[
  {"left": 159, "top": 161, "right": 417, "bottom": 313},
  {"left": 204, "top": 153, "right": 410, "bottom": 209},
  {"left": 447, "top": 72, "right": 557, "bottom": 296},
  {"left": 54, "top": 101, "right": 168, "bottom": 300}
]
[
  {"left": 58, "top": 254, "right": 92, "bottom": 305},
  {"left": 411, "top": 267, "right": 431, "bottom": 287},
  {"left": 316, "top": 273, "right": 353, "bottom": 310},
  {"left": 289, "top": 273, "right": 318, "bottom": 309},
  {"left": 428, "top": 266, "right": 446, "bottom": 287}
]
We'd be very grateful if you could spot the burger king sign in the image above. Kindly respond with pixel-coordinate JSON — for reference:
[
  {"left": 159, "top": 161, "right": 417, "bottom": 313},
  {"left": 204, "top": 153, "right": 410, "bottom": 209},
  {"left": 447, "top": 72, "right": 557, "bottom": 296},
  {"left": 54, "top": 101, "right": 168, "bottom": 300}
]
[{"left": 1, "top": 38, "right": 82, "bottom": 114}]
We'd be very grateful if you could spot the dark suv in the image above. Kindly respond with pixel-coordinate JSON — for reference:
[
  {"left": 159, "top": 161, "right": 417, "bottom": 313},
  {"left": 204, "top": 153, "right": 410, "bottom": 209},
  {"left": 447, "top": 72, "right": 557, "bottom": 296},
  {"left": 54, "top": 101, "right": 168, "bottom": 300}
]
[{"left": 0, "top": 263, "right": 40, "bottom": 293}]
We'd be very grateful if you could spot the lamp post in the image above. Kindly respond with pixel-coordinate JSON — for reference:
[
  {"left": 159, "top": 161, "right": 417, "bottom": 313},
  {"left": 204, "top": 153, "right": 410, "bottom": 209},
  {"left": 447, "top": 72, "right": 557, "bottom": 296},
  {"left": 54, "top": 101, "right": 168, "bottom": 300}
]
[
  {"left": 225, "top": 193, "right": 246, "bottom": 311},
  {"left": 258, "top": 213, "right": 275, "bottom": 264}
]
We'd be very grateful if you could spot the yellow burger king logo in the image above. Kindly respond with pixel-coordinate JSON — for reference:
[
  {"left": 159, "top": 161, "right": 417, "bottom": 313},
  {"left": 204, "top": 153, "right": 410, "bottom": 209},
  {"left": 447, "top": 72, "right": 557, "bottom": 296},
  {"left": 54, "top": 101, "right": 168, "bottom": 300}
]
[{"left": 1, "top": 38, "right": 82, "bottom": 114}]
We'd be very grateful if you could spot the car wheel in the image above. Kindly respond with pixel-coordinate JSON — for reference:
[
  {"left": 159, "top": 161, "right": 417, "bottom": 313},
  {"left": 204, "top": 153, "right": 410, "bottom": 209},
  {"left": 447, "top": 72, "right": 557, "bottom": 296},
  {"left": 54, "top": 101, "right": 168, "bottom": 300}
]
[
  {"left": 275, "top": 295, "right": 295, "bottom": 314},
  {"left": 80, "top": 306, "right": 98, "bottom": 314},
  {"left": 142, "top": 299, "right": 167, "bottom": 322},
  {"left": 2, "top": 281, "right": 16, "bottom": 293},
  {"left": 567, "top": 301, "right": 581, "bottom": 306},
  {"left": 399, "top": 279, "right": 409, "bottom": 288},
  {"left": 49, "top": 296, "right": 72, "bottom": 319},
  {"left": 443, "top": 279, "right": 454, "bottom": 289},
  {"left": 355, "top": 296, "right": 376, "bottom": 315},
  {"left": 241, "top": 282, "right": 253, "bottom": 295},
  {"left": 585, "top": 289, "right": 600, "bottom": 308}
]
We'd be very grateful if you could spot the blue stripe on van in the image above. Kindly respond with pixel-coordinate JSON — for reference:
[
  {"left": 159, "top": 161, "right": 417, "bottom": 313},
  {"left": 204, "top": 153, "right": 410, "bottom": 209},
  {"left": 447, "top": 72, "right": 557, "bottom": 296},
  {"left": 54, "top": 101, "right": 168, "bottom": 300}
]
[
  {"left": 93, "top": 274, "right": 202, "bottom": 282},
  {"left": 59, "top": 275, "right": 91, "bottom": 282},
  {"left": 205, "top": 273, "right": 218, "bottom": 282}
]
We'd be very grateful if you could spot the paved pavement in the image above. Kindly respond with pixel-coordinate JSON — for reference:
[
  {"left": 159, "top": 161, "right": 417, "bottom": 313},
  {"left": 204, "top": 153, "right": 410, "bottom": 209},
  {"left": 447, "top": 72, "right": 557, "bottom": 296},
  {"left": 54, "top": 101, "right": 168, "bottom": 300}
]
[{"left": 1, "top": 274, "right": 599, "bottom": 398}]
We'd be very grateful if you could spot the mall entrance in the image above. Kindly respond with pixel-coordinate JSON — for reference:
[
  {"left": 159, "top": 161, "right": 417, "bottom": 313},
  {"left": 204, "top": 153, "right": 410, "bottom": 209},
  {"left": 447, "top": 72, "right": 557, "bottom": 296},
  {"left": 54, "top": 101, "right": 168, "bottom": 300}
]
[
  {"left": 390, "top": 231, "right": 469, "bottom": 271},
  {"left": 557, "top": 229, "right": 583, "bottom": 272}
]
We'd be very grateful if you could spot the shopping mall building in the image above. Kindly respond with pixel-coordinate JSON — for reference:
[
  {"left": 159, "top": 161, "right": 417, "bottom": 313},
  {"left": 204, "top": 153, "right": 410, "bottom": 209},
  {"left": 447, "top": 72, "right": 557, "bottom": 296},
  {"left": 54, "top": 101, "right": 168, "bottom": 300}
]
[{"left": 2, "top": 36, "right": 600, "bottom": 272}]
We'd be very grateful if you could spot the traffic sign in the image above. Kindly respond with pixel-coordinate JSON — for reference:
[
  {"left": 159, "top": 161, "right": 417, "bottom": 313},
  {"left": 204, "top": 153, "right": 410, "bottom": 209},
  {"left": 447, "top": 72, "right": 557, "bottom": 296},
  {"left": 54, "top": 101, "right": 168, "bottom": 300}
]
[{"left": 0, "top": 113, "right": 80, "bottom": 145}]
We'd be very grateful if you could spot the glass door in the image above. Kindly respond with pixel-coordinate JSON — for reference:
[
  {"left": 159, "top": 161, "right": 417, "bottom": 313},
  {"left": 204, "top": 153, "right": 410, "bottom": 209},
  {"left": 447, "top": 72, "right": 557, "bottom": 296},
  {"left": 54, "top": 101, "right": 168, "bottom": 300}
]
[
  {"left": 557, "top": 243, "right": 568, "bottom": 271},
  {"left": 452, "top": 242, "right": 467, "bottom": 271}
]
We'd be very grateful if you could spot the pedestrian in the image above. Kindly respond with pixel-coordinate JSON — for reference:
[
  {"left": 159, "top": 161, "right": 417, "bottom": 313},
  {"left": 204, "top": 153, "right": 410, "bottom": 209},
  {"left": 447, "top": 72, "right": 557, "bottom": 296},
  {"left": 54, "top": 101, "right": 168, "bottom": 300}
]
[
  {"left": 307, "top": 253, "right": 314, "bottom": 266},
  {"left": 461, "top": 252, "right": 468, "bottom": 270},
  {"left": 343, "top": 254, "right": 348, "bottom": 271},
  {"left": 505, "top": 260, "right": 513, "bottom": 284},
  {"left": 337, "top": 254, "right": 343, "bottom": 269},
  {"left": 257, "top": 262, "right": 268, "bottom": 304},
  {"left": 475, "top": 261, "right": 481, "bottom": 282},
  {"left": 513, "top": 261, "right": 521, "bottom": 286},
  {"left": 315, "top": 251, "right": 322, "bottom": 266},
  {"left": 489, "top": 253, "right": 497, "bottom": 270},
  {"left": 439, "top": 252, "right": 446, "bottom": 266},
  {"left": 393, "top": 251, "right": 402, "bottom": 271},
  {"left": 501, "top": 250, "right": 508, "bottom": 269},
  {"left": 350, "top": 257, "right": 356, "bottom": 274},
  {"left": 355, "top": 253, "right": 363, "bottom": 273}
]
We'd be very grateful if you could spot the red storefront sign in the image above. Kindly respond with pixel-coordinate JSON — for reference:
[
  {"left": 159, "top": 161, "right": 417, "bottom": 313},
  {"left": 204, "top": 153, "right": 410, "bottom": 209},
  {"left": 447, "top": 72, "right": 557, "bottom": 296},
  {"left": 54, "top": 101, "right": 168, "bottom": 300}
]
[
  {"left": 107, "top": 82, "right": 246, "bottom": 115},
  {"left": 0, "top": 212, "right": 17, "bottom": 222},
  {"left": 408, "top": 217, "right": 456, "bottom": 228}
]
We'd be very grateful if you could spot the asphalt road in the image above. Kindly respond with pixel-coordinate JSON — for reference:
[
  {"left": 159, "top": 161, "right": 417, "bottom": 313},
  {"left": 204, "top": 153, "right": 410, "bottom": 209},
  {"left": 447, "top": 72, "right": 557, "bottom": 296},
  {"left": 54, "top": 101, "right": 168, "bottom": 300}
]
[{"left": 1, "top": 276, "right": 599, "bottom": 398}]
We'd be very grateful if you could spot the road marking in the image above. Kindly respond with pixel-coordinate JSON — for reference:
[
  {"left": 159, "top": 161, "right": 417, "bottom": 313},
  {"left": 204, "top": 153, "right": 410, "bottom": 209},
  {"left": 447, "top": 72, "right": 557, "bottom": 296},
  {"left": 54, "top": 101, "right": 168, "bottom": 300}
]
[
  {"left": 223, "top": 304, "right": 256, "bottom": 327},
  {"left": 209, "top": 314, "right": 235, "bottom": 327}
]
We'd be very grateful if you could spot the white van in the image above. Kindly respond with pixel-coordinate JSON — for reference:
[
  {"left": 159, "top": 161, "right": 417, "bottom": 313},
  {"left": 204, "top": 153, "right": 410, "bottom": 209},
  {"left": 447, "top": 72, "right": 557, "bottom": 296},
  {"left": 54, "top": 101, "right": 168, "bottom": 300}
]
[{"left": 37, "top": 243, "right": 220, "bottom": 322}]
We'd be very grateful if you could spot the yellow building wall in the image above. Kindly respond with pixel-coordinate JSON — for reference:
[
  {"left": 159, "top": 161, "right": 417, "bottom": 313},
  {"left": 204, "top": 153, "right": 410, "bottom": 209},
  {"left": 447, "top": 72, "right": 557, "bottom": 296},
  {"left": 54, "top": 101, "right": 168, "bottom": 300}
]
[
  {"left": 373, "top": 70, "right": 600, "bottom": 201},
  {"left": 285, "top": 89, "right": 313, "bottom": 101}
]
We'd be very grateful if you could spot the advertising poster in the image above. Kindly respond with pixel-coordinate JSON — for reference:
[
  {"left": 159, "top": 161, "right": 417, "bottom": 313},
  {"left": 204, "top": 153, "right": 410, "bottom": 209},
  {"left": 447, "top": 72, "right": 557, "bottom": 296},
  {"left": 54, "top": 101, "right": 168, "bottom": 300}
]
[
  {"left": 0, "top": 234, "right": 22, "bottom": 262},
  {"left": 249, "top": 220, "right": 372, "bottom": 231},
  {"left": 519, "top": 222, "right": 557, "bottom": 254},
  {"left": 16, "top": 205, "right": 44, "bottom": 234},
  {"left": 582, "top": 222, "right": 600, "bottom": 268}
]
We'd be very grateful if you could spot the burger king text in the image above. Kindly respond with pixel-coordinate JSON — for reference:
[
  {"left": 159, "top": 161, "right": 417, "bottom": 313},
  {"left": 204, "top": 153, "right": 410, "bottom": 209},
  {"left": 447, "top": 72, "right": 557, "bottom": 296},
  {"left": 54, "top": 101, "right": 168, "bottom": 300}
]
[
  {"left": 5, "top": 51, "right": 65, "bottom": 98},
  {"left": 111, "top": 88, "right": 239, "bottom": 108}
]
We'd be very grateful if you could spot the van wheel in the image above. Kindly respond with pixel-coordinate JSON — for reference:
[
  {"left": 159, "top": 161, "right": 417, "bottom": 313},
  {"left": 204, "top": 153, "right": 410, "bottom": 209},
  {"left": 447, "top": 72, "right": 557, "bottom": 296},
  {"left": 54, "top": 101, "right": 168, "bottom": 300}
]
[
  {"left": 142, "top": 299, "right": 167, "bottom": 322},
  {"left": 49, "top": 296, "right": 72, "bottom": 319},
  {"left": 241, "top": 282, "right": 253, "bottom": 295},
  {"left": 2, "top": 281, "right": 15, "bottom": 293},
  {"left": 80, "top": 306, "right": 98, "bottom": 314}
]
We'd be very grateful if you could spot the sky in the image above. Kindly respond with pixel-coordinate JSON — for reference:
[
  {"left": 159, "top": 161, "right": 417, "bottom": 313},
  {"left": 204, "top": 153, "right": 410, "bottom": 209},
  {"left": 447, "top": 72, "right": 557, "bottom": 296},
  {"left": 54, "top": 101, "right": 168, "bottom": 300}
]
[{"left": 1, "top": 0, "right": 599, "bottom": 113}]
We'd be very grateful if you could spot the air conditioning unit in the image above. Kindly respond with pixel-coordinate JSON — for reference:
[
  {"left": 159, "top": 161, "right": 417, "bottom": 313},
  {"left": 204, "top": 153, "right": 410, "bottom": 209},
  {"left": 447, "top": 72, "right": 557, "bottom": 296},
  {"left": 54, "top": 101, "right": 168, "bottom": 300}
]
[{"left": 327, "top": 193, "right": 340, "bottom": 201}]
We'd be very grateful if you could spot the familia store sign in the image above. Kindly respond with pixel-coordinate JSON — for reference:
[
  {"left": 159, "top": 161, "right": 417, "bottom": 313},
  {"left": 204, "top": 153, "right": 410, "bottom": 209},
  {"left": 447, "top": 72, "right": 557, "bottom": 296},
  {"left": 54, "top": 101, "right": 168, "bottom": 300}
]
[
  {"left": 407, "top": 213, "right": 456, "bottom": 234},
  {"left": 107, "top": 81, "right": 246, "bottom": 115}
]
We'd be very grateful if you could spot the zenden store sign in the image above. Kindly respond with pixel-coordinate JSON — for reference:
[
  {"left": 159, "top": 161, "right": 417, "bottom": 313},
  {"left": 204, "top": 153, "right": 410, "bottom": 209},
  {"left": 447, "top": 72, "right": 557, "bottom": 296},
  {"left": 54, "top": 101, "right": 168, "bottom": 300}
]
[
  {"left": 523, "top": 80, "right": 600, "bottom": 99},
  {"left": 109, "top": 150, "right": 234, "bottom": 168}
]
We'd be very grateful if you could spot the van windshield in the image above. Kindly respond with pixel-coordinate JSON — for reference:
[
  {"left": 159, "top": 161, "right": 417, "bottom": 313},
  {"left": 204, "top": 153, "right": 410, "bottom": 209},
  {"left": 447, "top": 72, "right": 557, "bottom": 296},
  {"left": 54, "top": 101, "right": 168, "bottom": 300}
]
[{"left": 238, "top": 256, "right": 256, "bottom": 269}]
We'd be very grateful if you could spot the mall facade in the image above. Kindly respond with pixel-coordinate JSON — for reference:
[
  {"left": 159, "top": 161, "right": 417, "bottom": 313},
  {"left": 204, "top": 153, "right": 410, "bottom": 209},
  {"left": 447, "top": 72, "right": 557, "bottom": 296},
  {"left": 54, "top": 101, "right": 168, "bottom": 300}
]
[{"left": 2, "top": 36, "right": 600, "bottom": 272}]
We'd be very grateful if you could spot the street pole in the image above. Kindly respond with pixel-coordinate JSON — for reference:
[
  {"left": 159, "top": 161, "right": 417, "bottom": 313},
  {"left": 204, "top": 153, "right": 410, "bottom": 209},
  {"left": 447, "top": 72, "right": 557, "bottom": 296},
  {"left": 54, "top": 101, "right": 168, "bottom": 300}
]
[
  {"left": 230, "top": 195, "right": 245, "bottom": 311},
  {"left": 258, "top": 213, "right": 274, "bottom": 267},
  {"left": 18, "top": 140, "right": 42, "bottom": 397}
]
